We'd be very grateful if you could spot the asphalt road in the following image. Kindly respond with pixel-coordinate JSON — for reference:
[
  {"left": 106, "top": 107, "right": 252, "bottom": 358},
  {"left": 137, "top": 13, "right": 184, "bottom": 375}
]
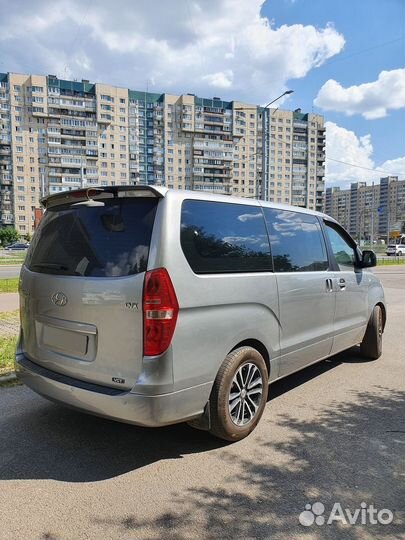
[
  {"left": 0, "top": 266, "right": 404, "bottom": 540},
  {"left": 0, "top": 265, "right": 22, "bottom": 279}
]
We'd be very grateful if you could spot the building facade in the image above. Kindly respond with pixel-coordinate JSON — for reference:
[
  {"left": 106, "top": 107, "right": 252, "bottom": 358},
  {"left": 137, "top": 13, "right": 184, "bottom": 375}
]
[
  {"left": 265, "top": 108, "right": 325, "bottom": 210},
  {"left": 0, "top": 72, "right": 325, "bottom": 235},
  {"left": 325, "top": 176, "right": 405, "bottom": 242}
]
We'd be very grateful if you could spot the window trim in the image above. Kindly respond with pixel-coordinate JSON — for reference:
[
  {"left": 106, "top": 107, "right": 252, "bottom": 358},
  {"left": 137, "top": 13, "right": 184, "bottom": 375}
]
[{"left": 180, "top": 199, "right": 273, "bottom": 275}]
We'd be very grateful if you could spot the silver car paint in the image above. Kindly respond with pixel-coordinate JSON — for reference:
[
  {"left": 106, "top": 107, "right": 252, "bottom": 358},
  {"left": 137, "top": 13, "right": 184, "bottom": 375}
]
[{"left": 16, "top": 187, "right": 386, "bottom": 427}]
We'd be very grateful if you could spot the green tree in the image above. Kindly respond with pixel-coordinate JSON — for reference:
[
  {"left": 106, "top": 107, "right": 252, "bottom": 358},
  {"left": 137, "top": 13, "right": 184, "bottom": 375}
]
[
  {"left": 25, "top": 232, "right": 32, "bottom": 242},
  {"left": 0, "top": 227, "right": 20, "bottom": 247}
]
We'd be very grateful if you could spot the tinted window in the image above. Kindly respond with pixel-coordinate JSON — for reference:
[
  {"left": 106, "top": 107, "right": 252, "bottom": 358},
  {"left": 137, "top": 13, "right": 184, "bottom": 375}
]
[
  {"left": 180, "top": 200, "right": 272, "bottom": 273},
  {"left": 325, "top": 222, "right": 356, "bottom": 270},
  {"left": 264, "top": 208, "right": 328, "bottom": 272},
  {"left": 26, "top": 198, "right": 158, "bottom": 277}
]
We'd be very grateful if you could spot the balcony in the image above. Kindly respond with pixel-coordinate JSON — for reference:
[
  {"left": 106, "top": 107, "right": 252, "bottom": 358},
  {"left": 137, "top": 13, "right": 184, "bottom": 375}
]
[
  {"left": 60, "top": 130, "right": 87, "bottom": 139},
  {"left": 202, "top": 170, "right": 231, "bottom": 178},
  {"left": 1, "top": 213, "right": 14, "bottom": 224},
  {"left": 204, "top": 108, "right": 224, "bottom": 115}
]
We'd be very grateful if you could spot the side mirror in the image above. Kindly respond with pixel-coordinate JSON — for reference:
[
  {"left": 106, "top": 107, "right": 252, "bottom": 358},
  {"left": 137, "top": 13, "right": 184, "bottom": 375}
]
[{"left": 360, "top": 249, "right": 377, "bottom": 268}]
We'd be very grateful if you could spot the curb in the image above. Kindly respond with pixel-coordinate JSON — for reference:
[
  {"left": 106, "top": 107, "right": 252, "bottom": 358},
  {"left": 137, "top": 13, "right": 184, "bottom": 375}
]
[{"left": 0, "top": 372, "right": 17, "bottom": 383}]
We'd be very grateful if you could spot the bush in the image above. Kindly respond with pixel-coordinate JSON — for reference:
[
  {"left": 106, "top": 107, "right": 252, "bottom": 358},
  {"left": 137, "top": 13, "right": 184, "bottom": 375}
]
[{"left": 0, "top": 227, "right": 19, "bottom": 247}]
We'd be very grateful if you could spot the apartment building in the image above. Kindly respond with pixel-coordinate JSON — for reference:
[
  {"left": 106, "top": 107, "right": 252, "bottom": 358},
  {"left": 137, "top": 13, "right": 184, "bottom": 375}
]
[
  {"left": 0, "top": 72, "right": 325, "bottom": 234},
  {"left": 264, "top": 108, "right": 325, "bottom": 211},
  {"left": 324, "top": 176, "right": 405, "bottom": 241}
]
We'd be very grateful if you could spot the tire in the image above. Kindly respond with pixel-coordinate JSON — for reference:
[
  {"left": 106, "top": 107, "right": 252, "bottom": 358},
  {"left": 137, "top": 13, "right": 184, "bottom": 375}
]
[
  {"left": 360, "top": 305, "right": 383, "bottom": 360},
  {"left": 209, "top": 346, "right": 269, "bottom": 442}
]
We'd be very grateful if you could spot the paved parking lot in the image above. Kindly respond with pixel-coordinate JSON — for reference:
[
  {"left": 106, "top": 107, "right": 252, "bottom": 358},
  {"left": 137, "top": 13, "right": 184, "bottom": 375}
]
[{"left": 0, "top": 266, "right": 404, "bottom": 540}]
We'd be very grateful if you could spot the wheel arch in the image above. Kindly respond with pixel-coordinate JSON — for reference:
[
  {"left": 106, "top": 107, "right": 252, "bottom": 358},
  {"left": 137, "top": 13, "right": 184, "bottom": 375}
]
[
  {"left": 376, "top": 302, "right": 387, "bottom": 331},
  {"left": 230, "top": 339, "right": 271, "bottom": 377}
]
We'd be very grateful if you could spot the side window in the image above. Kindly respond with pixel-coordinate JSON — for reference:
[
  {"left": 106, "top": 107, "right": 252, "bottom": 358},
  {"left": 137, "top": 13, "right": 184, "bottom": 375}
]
[
  {"left": 180, "top": 200, "right": 272, "bottom": 273},
  {"left": 324, "top": 222, "right": 357, "bottom": 270},
  {"left": 264, "top": 208, "right": 329, "bottom": 272}
]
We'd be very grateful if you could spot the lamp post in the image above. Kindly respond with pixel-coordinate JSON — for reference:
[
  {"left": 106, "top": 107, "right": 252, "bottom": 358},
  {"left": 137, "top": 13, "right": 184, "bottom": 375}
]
[
  {"left": 233, "top": 90, "right": 294, "bottom": 111},
  {"left": 263, "top": 90, "right": 294, "bottom": 109},
  {"left": 233, "top": 90, "right": 294, "bottom": 200},
  {"left": 262, "top": 91, "right": 294, "bottom": 201}
]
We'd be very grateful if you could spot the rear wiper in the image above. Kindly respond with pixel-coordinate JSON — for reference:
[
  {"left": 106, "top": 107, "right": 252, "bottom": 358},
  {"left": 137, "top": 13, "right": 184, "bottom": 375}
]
[
  {"left": 31, "top": 263, "right": 69, "bottom": 271},
  {"left": 30, "top": 263, "right": 82, "bottom": 276}
]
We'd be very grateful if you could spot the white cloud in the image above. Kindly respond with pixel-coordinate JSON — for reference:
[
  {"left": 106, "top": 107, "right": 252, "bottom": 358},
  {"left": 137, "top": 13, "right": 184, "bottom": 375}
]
[
  {"left": 0, "top": 0, "right": 345, "bottom": 103},
  {"left": 237, "top": 212, "right": 263, "bottom": 222},
  {"left": 314, "top": 68, "right": 405, "bottom": 119},
  {"left": 202, "top": 70, "right": 234, "bottom": 89},
  {"left": 379, "top": 156, "right": 405, "bottom": 176},
  {"left": 325, "top": 121, "right": 405, "bottom": 187}
]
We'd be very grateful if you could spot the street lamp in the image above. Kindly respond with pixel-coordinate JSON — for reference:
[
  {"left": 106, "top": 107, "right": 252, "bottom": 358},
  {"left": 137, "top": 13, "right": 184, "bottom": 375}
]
[
  {"left": 233, "top": 89, "right": 294, "bottom": 111},
  {"left": 263, "top": 89, "right": 294, "bottom": 109}
]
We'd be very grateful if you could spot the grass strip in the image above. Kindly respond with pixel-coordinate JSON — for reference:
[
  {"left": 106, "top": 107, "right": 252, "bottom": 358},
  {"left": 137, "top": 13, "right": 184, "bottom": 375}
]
[
  {"left": 0, "top": 278, "right": 19, "bottom": 293},
  {"left": 377, "top": 258, "right": 405, "bottom": 266},
  {"left": 0, "top": 335, "right": 17, "bottom": 376}
]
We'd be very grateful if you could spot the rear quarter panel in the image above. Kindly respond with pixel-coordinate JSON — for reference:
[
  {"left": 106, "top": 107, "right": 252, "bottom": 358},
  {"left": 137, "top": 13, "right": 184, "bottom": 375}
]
[
  {"left": 367, "top": 270, "right": 386, "bottom": 321},
  {"left": 148, "top": 194, "right": 281, "bottom": 393}
]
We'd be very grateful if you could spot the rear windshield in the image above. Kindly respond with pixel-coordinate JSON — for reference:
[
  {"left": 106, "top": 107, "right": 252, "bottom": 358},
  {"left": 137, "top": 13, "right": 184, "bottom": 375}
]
[{"left": 25, "top": 198, "right": 158, "bottom": 277}]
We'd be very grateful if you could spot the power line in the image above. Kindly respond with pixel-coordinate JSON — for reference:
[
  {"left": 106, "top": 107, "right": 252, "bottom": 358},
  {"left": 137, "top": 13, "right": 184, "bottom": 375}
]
[
  {"left": 319, "top": 36, "right": 405, "bottom": 69},
  {"left": 326, "top": 156, "right": 403, "bottom": 177},
  {"left": 264, "top": 36, "right": 405, "bottom": 89}
]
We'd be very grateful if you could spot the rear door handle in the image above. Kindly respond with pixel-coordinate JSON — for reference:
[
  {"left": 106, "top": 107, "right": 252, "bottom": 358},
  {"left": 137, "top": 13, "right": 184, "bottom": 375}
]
[{"left": 325, "top": 278, "right": 333, "bottom": 292}]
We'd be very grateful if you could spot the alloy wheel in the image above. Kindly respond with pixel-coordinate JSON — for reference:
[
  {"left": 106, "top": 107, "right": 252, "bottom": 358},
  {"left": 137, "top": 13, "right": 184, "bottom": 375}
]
[{"left": 228, "top": 362, "right": 263, "bottom": 426}]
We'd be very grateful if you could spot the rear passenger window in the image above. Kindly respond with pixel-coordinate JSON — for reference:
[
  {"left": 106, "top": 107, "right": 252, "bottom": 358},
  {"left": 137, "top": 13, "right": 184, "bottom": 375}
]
[
  {"left": 181, "top": 200, "right": 272, "bottom": 273},
  {"left": 264, "top": 208, "right": 329, "bottom": 272}
]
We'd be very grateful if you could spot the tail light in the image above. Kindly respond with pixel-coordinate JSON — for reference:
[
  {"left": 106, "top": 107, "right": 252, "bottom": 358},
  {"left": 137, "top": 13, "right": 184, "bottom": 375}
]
[{"left": 143, "top": 268, "right": 179, "bottom": 356}]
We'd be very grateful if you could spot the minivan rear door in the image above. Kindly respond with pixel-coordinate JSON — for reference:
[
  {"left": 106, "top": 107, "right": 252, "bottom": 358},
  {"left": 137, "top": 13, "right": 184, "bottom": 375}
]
[{"left": 20, "top": 193, "right": 159, "bottom": 390}]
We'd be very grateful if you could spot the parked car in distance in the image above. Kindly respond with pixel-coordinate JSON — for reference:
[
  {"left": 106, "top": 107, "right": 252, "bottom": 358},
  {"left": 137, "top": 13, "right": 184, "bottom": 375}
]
[
  {"left": 5, "top": 242, "right": 30, "bottom": 251},
  {"left": 386, "top": 244, "right": 405, "bottom": 256},
  {"left": 16, "top": 186, "right": 385, "bottom": 442}
]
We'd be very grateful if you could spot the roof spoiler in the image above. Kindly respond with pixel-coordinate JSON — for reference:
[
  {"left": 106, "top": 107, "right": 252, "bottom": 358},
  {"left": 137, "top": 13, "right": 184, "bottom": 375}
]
[{"left": 41, "top": 185, "right": 167, "bottom": 209}]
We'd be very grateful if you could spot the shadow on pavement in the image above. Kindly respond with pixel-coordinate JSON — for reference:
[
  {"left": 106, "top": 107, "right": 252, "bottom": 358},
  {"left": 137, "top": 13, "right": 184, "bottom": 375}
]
[
  {"left": 0, "top": 395, "right": 228, "bottom": 482},
  {"left": 269, "top": 345, "right": 375, "bottom": 402},
  {"left": 92, "top": 386, "right": 405, "bottom": 540},
  {"left": 1, "top": 345, "right": 404, "bottom": 539},
  {"left": 0, "top": 348, "right": 398, "bottom": 487}
]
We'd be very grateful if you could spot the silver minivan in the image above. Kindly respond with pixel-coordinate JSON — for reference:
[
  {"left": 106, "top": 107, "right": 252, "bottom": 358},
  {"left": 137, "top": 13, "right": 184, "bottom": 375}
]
[{"left": 16, "top": 186, "right": 385, "bottom": 441}]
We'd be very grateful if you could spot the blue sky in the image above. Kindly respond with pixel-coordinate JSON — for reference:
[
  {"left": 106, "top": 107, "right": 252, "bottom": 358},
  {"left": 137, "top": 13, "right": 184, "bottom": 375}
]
[
  {"left": 0, "top": 0, "right": 404, "bottom": 186},
  {"left": 263, "top": 0, "right": 405, "bottom": 166}
]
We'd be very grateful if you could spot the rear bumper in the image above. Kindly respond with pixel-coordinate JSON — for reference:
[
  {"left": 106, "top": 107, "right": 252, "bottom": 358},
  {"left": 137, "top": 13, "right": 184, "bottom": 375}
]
[{"left": 15, "top": 354, "right": 211, "bottom": 428}]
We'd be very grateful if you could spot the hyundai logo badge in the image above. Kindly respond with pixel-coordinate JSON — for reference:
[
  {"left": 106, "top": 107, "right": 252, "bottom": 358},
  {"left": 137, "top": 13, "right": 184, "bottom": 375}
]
[{"left": 51, "top": 292, "right": 68, "bottom": 307}]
